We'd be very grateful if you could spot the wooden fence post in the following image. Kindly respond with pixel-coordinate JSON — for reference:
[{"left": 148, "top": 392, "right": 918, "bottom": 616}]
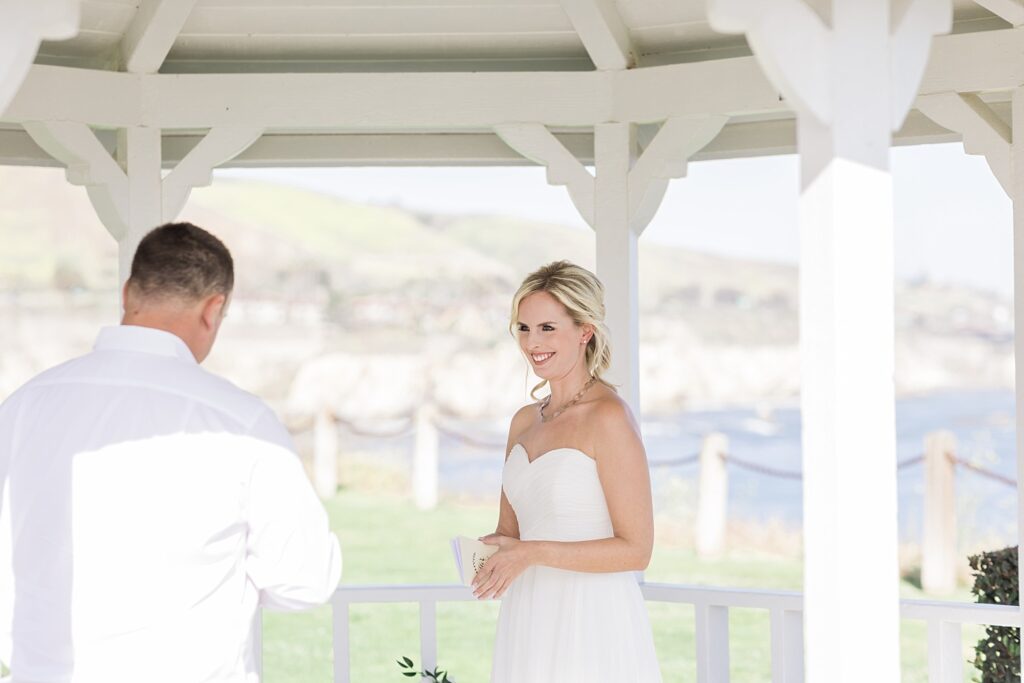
[
  {"left": 696, "top": 432, "right": 729, "bottom": 558},
  {"left": 922, "top": 430, "right": 957, "bottom": 594},
  {"left": 313, "top": 407, "right": 339, "bottom": 499},
  {"left": 413, "top": 404, "right": 439, "bottom": 510}
]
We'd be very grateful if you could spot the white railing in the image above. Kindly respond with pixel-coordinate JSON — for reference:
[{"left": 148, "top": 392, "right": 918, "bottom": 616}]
[
  {"left": 259, "top": 584, "right": 1023, "bottom": 683},
  {"left": 901, "top": 598, "right": 1022, "bottom": 683}
]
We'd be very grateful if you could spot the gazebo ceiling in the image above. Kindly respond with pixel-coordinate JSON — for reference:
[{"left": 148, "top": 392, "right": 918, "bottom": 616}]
[{"left": 0, "top": 0, "right": 1015, "bottom": 168}]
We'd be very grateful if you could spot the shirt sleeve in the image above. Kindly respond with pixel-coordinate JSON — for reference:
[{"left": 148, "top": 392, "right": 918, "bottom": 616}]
[
  {"left": 248, "top": 407, "right": 295, "bottom": 451},
  {"left": 0, "top": 397, "right": 16, "bottom": 666},
  {"left": 245, "top": 442, "right": 342, "bottom": 611}
]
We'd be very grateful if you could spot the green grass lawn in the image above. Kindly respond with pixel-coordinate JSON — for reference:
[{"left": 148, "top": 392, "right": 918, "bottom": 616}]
[{"left": 262, "top": 490, "right": 987, "bottom": 682}]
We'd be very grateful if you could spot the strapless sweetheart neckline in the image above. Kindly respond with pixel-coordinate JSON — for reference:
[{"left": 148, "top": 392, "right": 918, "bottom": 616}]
[{"left": 509, "top": 442, "right": 596, "bottom": 466}]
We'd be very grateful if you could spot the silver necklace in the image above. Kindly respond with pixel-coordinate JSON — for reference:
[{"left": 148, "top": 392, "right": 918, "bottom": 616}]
[{"left": 540, "top": 377, "right": 597, "bottom": 423}]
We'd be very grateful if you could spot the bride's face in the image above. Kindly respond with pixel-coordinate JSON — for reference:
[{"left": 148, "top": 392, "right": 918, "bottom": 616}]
[{"left": 515, "top": 291, "right": 591, "bottom": 381}]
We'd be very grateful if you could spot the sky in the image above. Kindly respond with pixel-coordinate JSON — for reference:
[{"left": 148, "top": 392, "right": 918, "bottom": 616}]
[{"left": 220, "top": 141, "right": 1014, "bottom": 298}]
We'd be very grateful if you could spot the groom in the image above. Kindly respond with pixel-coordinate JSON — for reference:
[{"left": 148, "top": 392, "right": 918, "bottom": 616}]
[{"left": 0, "top": 222, "right": 341, "bottom": 682}]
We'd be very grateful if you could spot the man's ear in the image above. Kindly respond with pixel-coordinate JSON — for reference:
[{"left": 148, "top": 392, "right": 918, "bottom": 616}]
[{"left": 200, "top": 293, "right": 227, "bottom": 330}]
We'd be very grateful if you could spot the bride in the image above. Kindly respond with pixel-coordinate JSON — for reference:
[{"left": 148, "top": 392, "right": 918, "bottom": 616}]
[{"left": 475, "top": 260, "right": 662, "bottom": 682}]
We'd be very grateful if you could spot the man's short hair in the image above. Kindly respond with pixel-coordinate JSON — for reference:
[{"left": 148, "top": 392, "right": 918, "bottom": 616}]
[{"left": 127, "top": 222, "right": 234, "bottom": 302}]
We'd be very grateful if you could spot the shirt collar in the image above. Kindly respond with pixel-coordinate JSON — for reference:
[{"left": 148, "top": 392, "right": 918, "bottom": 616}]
[{"left": 94, "top": 325, "right": 197, "bottom": 364}]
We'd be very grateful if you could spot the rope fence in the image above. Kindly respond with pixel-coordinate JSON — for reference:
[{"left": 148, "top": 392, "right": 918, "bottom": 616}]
[
  {"left": 315, "top": 415, "right": 1019, "bottom": 489},
  {"left": 306, "top": 413, "right": 1016, "bottom": 595},
  {"left": 950, "top": 454, "right": 1017, "bottom": 488},
  {"left": 335, "top": 415, "right": 415, "bottom": 439}
]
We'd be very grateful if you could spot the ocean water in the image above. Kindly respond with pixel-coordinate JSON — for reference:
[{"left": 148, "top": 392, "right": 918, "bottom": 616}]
[{"left": 348, "top": 389, "right": 1019, "bottom": 549}]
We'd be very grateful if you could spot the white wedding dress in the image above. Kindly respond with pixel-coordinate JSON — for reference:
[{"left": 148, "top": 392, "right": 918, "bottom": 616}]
[{"left": 490, "top": 443, "right": 663, "bottom": 683}]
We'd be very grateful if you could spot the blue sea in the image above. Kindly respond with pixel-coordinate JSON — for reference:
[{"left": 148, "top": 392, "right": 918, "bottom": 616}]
[{"left": 348, "top": 389, "right": 1019, "bottom": 549}]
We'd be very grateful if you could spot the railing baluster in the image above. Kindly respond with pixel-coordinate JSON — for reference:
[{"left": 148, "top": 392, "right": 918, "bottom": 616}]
[
  {"left": 927, "top": 620, "right": 962, "bottom": 683},
  {"left": 332, "top": 594, "right": 351, "bottom": 683},
  {"left": 768, "top": 608, "right": 804, "bottom": 683},
  {"left": 420, "top": 599, "right": 438, "bottom": 673},
  {"left": 253, "top": 610, "right": 263, "bottom": 679},
  {"left": 695, "top": 603, "right": 730, "bottom": 683}
]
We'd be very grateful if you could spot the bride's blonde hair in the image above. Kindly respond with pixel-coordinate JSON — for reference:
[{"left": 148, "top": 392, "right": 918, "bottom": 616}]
[{"left": 510, "top": 260, "right": 614, "bottom": 399}]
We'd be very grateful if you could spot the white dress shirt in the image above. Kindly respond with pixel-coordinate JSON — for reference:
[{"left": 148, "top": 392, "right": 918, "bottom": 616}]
[{"left": 0, "top": 325, "right": 342, "bottom": 683}]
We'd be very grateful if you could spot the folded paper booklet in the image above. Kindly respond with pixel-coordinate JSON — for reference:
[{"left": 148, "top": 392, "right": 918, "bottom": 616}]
[{"left": 450, "top": 535, "right": 498, "bottom": 585}]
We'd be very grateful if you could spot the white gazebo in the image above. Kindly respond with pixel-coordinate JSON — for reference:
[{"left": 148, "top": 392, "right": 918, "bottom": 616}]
[{"left": 2, "top": 0, "right": 1023, "bottom": 680}]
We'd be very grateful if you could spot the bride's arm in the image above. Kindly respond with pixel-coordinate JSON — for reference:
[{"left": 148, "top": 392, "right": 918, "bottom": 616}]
[{"left": 474, "top": 399, "right": 654, "bottom": 599}]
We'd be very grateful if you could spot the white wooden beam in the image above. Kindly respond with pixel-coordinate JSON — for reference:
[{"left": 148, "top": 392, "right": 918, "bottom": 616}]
[
  {"left": 0, "top": 112, "right": 962, "bottom": 170},
  {"left": 917, "top": 92, "right": 1011, "bottom": 194},
  {"left": 974, "top": 0, "right": 1024, "bottom": 26},
  {"left": 4, "top": 27, "right": 1020, "bottom": 132},
  {"left": 559, "top": 0, "right": 636, "bottom": 70},
  {"left": 0, "top": 0, "right": 79, "bottom": 115},
  {"left": 121, "top": 0, "right": 199, "bottom": 74}
]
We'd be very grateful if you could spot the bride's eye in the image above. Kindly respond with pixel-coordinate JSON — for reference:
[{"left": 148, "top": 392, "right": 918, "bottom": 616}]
[
  {"left": 517, "top": 324, "right": 529, "bottom": 332},
  {"left": 541, "top": 325, "right": 554, "bottom": 332}
]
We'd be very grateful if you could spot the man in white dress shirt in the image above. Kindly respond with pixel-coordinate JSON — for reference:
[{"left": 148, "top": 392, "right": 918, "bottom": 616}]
[{"left": 0, "top": 222, "right": 342, "bottom": 682}]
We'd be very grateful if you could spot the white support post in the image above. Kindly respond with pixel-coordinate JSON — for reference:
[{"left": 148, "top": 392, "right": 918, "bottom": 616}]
[
  {"left": 117, "top": 127, "right": 163, "bottom": 286},
  {"left": 1013, "top": 87, "right": 1024, "bottom": 677},
  {"left": 919, "top": 82, "right": 1024, "bottom": 671},
  {"left": 22, "top": 122, "right": 263, "bottom": 291},
  {"left": 496, "top": 115, "right": 726, "bottom": 415},
  {"left": 708, "top": 1, "right": 951, "bottom": 681},
  {"left": 594, "top": 122, "right": 641, "bottom": 412},
  {"left": 921, "top": 430, "right": 957, "bottom": 594},
  {"left": 695, "top": 432, "right": 729, "bottom": 559},
  {"left": 0, "top": 0, "right": 79, "bottom": 115}
]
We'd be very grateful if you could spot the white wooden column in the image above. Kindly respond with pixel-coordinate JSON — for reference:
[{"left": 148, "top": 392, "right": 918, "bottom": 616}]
[
  {"left": 118, "top": 127, "right": 163, "bottom": 284},
  {"left": 0, "top": 1, "right": 79, "bottom": 115},
  {"left": 496, "top": 116, "right": 726, "bottom": 414},
  {"left": 917, "top": 83, "right": 1024, "bottom": 666},
  {"left": 708, "top": 1, "right": 951, "bottom": 680},
  {"left": 1013, "top": 89, "right": 1024, "bottom": 676},
  {"left": 23, "top": 122, "right": 263, "bottom": 290},
  {"left": 594, "top": 122, "right": 641, "bottom": 410}
]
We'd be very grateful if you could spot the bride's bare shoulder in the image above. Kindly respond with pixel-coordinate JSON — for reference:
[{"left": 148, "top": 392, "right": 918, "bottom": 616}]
[
  {"left": 587, "top": 390, "right": 640, "bottom": 436},
  {"left": 507, "top": 401, "right": 540, "bottom": 441}
]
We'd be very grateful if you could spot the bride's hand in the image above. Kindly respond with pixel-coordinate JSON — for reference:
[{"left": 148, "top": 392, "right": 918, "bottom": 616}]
[{"left": 473, "top": 534, "right": 533, "bottom": 600}]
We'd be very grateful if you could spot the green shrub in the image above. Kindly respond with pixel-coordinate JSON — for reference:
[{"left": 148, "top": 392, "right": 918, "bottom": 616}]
[{"left": 969, "top": 546, "right": 1020, "bottom": 682}]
